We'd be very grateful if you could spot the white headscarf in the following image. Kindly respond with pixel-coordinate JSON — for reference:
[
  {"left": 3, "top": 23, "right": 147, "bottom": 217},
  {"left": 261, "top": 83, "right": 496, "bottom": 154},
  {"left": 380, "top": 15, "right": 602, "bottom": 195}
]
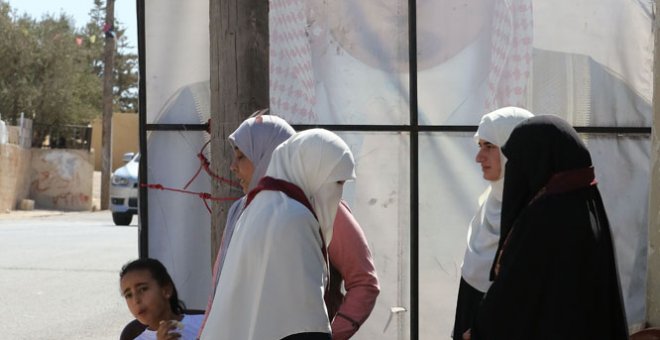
[
  {"left": 266, "top": 128, "right": 356, "bottom": 244},
  {"left": 462, "top": 106, "right": 533, "bottom": 292},
  {"left": 199, "top": 115, "right": 296, "bottom": 336},
  {"left": 200, "top": 128, "right": 355, "bottom": 340},
  {"left": 474, "top": 106, "right": 534, "bottom": 199}
]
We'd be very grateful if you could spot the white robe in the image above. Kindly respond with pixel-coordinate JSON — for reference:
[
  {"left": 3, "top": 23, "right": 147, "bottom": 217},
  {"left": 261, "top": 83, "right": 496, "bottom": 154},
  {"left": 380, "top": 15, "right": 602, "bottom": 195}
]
[{"left": 200, "top": 190, "right": 330, "bottom": 340}]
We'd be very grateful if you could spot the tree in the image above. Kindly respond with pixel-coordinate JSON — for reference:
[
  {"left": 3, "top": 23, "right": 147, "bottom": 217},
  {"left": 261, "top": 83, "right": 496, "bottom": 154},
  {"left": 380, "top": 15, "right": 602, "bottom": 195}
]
[
  {"left": 0, "top": 4, "right": 38, "bottom": 121},
  {"left": 0, "top": 0, "right": 138, "bottom": 131},
  {"left": 0, "top": 3, "right": 101, "bottom": 127},
  {"left": 33, "top": 15, "right": 103, "bottom": 127}
]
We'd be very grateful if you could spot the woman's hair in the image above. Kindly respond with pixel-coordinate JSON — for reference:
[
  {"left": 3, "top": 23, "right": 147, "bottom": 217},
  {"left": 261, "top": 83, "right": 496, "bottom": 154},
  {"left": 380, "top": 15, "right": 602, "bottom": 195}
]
[{"left": 120, "top": 258, "right": 186, "bottom": 315}]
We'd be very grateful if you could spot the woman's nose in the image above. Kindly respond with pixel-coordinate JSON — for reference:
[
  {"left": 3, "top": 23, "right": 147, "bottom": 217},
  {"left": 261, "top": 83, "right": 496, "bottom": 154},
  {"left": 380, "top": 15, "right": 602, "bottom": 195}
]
[
  {"left": 475, "top": 150, "right": 484, "bottom": 163},
  {"left": 132, "top": 295, "right": 141, "bottom": 305}
]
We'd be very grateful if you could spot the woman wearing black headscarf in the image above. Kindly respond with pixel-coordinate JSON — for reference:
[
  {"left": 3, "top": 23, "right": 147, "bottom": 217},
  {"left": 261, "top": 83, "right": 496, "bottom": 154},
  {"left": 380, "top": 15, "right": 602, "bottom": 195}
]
[{"left": 469, "top": 115, "right": 628, "bottom": 340}]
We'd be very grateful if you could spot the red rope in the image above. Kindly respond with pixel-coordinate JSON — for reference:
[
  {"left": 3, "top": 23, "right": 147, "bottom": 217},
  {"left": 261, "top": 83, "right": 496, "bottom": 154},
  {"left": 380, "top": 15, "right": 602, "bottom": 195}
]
[
  {"left": 142, "top": 183, "right": 240, "bottom": 214},
  {"left": 183, "top": 156, "right": 205, "bottom": 190},
  {"left": 148, "top": 119, "right": 242, "bottom": 214},
  {"left": 182, "top": 139, "right": 242, "bottom": 190}
]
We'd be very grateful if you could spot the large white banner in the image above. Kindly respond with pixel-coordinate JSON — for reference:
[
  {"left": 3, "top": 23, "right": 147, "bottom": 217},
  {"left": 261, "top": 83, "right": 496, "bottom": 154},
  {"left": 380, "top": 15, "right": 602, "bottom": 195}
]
[
  {"left": 270, "top": 0, "right": 653, "bottom": 338},
  {"left": 141, "top": 0, "right": 653, "bottom": 336},
  {"left": 144, "top": 0, "right": 211, "bottom": 310}
]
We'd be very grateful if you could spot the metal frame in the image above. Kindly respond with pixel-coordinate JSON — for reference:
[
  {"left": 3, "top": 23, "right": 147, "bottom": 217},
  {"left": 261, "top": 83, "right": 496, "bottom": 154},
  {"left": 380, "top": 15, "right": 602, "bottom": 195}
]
[{"left": 137, "top": 0, "right": 148, "bottom": 258}]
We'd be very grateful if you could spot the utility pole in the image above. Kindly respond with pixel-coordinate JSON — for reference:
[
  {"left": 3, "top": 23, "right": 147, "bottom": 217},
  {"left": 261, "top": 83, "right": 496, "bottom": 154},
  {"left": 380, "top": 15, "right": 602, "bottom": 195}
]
[
  {"left": 646, "top": 0, "right": 660, "bottom": 327},
  {"left": 101, "top": 0, "right": 116, "bottom": 210},
  {"left": 209, "top": 0, "right": 269, "bottom": 263}
]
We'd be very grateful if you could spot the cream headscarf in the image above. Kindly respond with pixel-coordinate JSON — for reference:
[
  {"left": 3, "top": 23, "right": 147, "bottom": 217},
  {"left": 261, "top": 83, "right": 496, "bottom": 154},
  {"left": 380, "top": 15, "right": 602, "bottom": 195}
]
[
  {"left": 265, "top": 128, "right": 356, "bottom": 244},
  {"left": 462, "top": 106, "right": 533, "bottom": 292}
]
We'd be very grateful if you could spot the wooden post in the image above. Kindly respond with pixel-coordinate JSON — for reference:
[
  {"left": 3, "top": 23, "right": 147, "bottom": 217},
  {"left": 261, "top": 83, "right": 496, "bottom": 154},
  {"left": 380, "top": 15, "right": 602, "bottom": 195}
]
[
  {"left": 208, "top": 0, "right": 269, "bottom": 263},
  {"left": 101, "top": 0, "right": 116, "bottom": 210},
  {"left": 647, "top": 0, "right": 660, "bottom": 327}
]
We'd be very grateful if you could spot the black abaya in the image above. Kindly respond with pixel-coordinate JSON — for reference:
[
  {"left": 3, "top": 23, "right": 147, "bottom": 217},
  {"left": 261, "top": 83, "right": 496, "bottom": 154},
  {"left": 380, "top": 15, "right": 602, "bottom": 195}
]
[{"left": 473, "top": 115, "right": 628, "bottom": 340}]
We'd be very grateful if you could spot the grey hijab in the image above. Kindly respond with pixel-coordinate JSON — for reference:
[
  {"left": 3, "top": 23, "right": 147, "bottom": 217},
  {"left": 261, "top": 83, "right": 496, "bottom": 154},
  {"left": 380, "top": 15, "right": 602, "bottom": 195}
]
[
  {"left": 228, "top": 115, "right": 296, "bottom": 192},
  {"left": 215, "top": 115, "right": 295, "bottom": 283}
]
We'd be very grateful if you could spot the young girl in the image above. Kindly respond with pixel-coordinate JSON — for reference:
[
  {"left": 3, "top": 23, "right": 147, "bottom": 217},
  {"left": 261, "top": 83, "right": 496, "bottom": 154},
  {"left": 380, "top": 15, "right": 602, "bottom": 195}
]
[{"left": 120, "top": 258, "right": 203, "bottom": 340}]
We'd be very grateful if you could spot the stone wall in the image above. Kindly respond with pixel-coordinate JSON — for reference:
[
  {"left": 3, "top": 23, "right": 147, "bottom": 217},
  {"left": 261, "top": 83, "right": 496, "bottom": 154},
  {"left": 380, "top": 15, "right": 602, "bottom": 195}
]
[
  {"left": 29, "top": 149, "right": 94, "bottom": 211},
  {"left": 0, "top": 144, "right": 32, "bottom": 212}
]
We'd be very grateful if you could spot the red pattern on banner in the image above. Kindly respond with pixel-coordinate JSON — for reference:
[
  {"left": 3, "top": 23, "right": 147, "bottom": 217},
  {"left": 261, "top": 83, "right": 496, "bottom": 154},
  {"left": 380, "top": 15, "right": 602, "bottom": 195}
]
[
  {"left": 485, "top": 0, "right": 533, "bottom": 110},
  {"left": 269, "top": 0, "right": 316, "bottom": 122}
]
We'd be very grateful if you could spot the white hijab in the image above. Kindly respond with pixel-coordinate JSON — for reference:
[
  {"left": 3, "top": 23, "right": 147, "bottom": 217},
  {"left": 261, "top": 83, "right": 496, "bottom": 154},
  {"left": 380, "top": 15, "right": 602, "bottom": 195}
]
[
  {"left": 200, "top": 129, "right": 355, "bottom": 340},
  {"left": 461, "top": 106, "right": 533, "bottom": 292},
  {"left": 265, "top": 128, "right": 356, "bottom": 244}
]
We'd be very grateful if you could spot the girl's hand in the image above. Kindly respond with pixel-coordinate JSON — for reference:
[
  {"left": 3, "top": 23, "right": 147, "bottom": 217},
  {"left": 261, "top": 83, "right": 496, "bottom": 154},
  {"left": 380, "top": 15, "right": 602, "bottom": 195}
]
[
  {"left": 157, "top": 320, "right": 183, "bottom": 340},
  {"left": 462, "top": 329, "right": 471, "bottom": 340}
]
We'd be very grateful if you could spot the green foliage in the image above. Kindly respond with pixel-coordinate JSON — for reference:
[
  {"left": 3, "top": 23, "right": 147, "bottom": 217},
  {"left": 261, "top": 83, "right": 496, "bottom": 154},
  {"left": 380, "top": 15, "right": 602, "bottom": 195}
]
[{"left": 0, "top": 0, "right": 138, "bottom": 129}]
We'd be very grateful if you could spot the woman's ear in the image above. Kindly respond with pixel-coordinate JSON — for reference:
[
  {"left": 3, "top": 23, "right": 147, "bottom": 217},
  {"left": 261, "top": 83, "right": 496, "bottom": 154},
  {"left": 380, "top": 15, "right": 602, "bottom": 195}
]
[{"left": 162, "top": 283, "right": 174, "bottom": 299}]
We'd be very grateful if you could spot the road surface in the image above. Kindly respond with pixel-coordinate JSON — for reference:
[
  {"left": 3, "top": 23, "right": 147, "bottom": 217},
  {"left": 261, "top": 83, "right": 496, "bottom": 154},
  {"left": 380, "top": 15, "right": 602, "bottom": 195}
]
[{"left": 0, "top": 210, "right": 138, "bottom": 339}]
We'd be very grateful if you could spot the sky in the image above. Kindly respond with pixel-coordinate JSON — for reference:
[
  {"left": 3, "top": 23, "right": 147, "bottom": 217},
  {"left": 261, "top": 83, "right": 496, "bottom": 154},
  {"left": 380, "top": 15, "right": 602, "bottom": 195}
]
[{"left": 5, "top": 0, "right": 137, "bottom": 53}]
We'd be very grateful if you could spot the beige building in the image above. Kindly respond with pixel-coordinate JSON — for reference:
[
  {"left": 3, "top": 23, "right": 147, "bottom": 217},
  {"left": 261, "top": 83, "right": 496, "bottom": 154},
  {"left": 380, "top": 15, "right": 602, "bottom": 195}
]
[{"left": 91, "top": 113, "right": 139, "bottom": 171}]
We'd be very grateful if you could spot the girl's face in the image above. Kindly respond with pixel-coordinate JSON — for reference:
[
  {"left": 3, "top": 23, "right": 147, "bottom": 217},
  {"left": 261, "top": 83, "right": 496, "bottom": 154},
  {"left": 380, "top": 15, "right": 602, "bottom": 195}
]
[
  {"left": 120, "top": 269, "right": 173, "bottom": 330},
  {"left": 476, "top": 139, "right": 502, "bottom": 181},
  {"left": 230, "top": 147, "right": 255, "bottom": 194}
]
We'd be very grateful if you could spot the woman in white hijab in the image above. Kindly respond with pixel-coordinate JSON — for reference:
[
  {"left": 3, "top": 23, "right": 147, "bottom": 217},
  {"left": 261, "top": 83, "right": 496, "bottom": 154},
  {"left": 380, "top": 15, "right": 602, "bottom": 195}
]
[
  {"left": 452, "top": 107, "right": 533, "bottom": 339},
  {"left": 200, "top": 128, "right": 356, "bottom": 340},
  {"left": 198, "top": 113, "right": 296, "bottom": 334}
]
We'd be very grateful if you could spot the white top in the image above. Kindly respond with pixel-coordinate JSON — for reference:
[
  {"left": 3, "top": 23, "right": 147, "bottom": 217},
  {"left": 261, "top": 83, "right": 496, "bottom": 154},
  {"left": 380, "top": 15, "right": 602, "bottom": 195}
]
[{"left": 135, "top": 314, "right": 204, "bottom": 340}]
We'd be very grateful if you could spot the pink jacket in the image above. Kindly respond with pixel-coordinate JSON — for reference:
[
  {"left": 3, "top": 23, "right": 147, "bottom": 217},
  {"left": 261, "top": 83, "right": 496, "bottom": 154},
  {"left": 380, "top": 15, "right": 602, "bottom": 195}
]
[{"left": 327, "top": 201, "right": 380, "bottom": 340}]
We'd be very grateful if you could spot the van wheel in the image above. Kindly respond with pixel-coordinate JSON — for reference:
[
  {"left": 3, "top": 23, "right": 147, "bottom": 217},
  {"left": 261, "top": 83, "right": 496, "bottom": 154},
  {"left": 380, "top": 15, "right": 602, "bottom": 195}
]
[{"left": 112, "top": 212, "right": 133, "bottom": 226}]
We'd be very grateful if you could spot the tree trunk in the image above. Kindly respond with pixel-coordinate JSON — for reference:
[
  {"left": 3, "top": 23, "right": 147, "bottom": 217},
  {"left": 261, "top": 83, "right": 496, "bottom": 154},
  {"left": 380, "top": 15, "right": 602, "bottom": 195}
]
[{"left": 209, "top": 0, "right": 269, "bottom": 264}]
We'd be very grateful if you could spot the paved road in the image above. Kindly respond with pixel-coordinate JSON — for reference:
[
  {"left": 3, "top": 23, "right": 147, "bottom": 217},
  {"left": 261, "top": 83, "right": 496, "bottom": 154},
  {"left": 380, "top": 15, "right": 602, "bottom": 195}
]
[{"left": 0, "top": 210, "right": 138, "bottom": 339}]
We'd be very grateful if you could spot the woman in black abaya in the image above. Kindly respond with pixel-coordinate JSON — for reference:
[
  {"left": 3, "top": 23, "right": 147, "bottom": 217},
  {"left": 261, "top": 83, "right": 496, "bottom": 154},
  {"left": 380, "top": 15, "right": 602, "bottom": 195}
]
[{"left": 470, "top": 115, "right": 628, "bottom": 340}]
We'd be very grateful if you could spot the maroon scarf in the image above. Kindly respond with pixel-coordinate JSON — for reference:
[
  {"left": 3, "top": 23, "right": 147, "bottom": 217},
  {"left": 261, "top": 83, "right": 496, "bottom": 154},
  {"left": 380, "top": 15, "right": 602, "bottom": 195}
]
[
  {"left": 527, "top": 166, "right": 597, "bottom": 205},
  {"left": 245, "top": 176, "right": 327, "bottom": 265},
  {"left": 246, "top": 177, "right": 317, "bottom": 218}
]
